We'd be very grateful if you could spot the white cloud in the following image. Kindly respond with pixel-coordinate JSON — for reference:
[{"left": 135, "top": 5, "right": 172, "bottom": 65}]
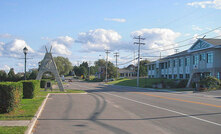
[
  {"left": 131, "top": 28, "right": 181, "bottom": 56},
  {"left": 192, "top": 25, "right": 203, "bottom": 31},
  {"left": 104, "top": 18, "right": 126, "bottom": 23},
  {"left": 0, "top": 33, "right": 13, "bottom": 38},
  {"left": 77, "top": 29, "right": 123, "bottom": 52},
  {"left": 0, "top": 64, "right": 11, "bottom": 72},
  {"left": 214, "top": 29, "right": 221, "bottom": 35},
  {"left": 1, "top": 39, "right": 34, "bottom": 57},
  {"left": 187, "top": 0, "right": 221, "bottom": 9},
  {"left": 41, "top": 36, "right": 74, "bottom": 55},
  {"left": 0, "top": 42, "right": 4, "bottom": 56}
]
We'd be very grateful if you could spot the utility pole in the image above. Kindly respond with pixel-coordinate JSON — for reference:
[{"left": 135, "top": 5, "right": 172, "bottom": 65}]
[
  {"left": 134, "top": 51, "right": 136, "bottom": 66},
  {"left": 88, "top": 61, "right": 91, "bottom": 79},
  {"left": 175, "top": 49, "right": 179, "bottom": 54},
  {"left": 105, "top": 50, "right": 110, "bottom": 82},
  {"left": 114, "top": 52, "right": 119, "bottom": 79},
  {"left": 134, "top": 35, "right": 145, "bottom": 87}
]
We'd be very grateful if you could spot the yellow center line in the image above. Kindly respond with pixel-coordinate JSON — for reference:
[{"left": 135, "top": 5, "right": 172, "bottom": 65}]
[{"left": 133, "top": 92, "right": 221, "bottom": 108}]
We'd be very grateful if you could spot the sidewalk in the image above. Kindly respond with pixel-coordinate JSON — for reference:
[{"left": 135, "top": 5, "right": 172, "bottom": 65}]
[{"left": 0, "top": 120, "right": 30, "bottom": 126}]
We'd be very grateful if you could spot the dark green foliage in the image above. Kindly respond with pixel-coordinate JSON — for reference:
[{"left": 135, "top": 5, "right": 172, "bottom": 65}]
[
  {"left": 0, "top": 70, "right": 7, "bottom": 82},
  {"left": 200, "top": 76, "right": 221, "bottom": 90},
  {"left": 0, "top": 82, "right": 23, "bottom": 113},
  {"left": 28, "top": 69, "right": 38, "bottom": 80},
  {"left": 40, "top": 79, "right": 47, "bottom": 88},
  {"left": 176, "top": 79, "right": 188, "bottom": 88},
  {"left": 7, "top": 68, "right": 16, "bottom": 81},
  {"left": 22, "top": 80, "right": 40, "bottom": 99}
]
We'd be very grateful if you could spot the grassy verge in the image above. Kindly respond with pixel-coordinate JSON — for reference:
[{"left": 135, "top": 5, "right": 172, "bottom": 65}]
[
  {"left": 0, "top": 126, "right": 27, "bottom": 134},
  {"left": 0, "top": 89, "right": 86, "bottom": 120},
  {"left": 108, "top": 78, "right": 193, "bottom": 91}
]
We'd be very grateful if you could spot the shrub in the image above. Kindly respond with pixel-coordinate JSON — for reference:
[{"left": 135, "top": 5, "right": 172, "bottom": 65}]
[
  {"left": 200, "top": 76, "right": 221, "bottom": 90},
  {"left": 176, "top": 79, "right": 188, "bottom": 88},
  {"left": 22, "top": 80, "right": 40, "bottom": 99},
  {"left": 40, "top": 79, "right": 47, "bottom": 88},
  {"left": 0, "top": 82, "right": 23, "bottom": 113}
]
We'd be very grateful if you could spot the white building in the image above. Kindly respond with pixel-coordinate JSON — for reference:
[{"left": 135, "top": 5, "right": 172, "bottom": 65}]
[{"left": 147, "top": 38, "right": 221, "bottom": 84}]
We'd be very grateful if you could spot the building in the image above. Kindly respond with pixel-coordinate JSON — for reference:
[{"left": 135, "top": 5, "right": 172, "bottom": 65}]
[
  {"left": 147, "top": 38, "right": 221, "bottom": 85},
  {"left": 119, "top": 65, "right": 136, "bottom": 78}
]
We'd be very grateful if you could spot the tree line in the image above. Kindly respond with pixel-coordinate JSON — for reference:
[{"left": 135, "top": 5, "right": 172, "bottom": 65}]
[{"left": 0, "top": 56, "right": 149, "bottom": 82}]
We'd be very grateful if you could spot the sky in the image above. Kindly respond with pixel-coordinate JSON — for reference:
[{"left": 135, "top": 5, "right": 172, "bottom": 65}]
[{"left": 0, "top": 0, "right": 221, "bottom": 73}]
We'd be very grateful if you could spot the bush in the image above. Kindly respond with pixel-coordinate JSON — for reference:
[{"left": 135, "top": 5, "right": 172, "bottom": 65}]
[
  {"left": 88, "top": 78, "right": 103, "bottom": 82},
  {"left": 200, "top": 76, "right": 221, "bottom": 90},
  {"left": 176, "top": 79, "right": 188, "bottom": 88},
  {"left": 22, "top": 80, "right": 40, "bottom": 99},
  {"left": 40, "top": 79, "right": 47, "bottom": 88},
  {"left": 0, "top": 82, "right": 23, "bottom": 113}
]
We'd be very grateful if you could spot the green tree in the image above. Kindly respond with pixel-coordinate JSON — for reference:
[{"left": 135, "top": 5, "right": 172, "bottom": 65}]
[
  {"left": 94, "top": 59, "right": 117, "bottom": 79},
  {"left": 54, "top": 56, "right": 72, "bottom": 75},
  {"left": 138, "top": 60, "right": 150, "bottom": 77},
  {"left": 7, "top": 68, "right": 16, "bottom": 81},
  {"left": 28, "top": 69, "right": 38, "bottom": 80},
  {"left": 0, "top": 70, "right": 8, "bottom": 81}
]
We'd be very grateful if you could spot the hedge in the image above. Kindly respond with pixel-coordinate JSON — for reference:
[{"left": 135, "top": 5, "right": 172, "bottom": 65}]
[
  {"left": 40, "top": 79, "right": 47, "bottom": 88},
  {"left": 0, "top": 82, "right": 23, "bottom": 113},
  {"left": 22, "top": 80, "right": 40, "bottom": 99}
]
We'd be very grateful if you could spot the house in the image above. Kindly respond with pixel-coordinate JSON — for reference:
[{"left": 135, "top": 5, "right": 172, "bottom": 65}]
[
  {"left": 119, "top": 65, "right": 136, "bottom": 78},
  {"left": 147, "top": 38, "right": 221, "bottom": 86}
]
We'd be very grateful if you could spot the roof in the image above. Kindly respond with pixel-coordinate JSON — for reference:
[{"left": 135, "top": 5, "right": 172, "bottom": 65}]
[
  {"left": 118, "top": 69, "right": 136, "bottom": 73},
  {"left": 202, "top": 38, "right": 221, "bottom": 46}
]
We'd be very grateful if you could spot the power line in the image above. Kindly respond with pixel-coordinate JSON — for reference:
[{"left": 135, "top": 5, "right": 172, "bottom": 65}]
[
  {"left": 142, "top": 35, "right": 221, "bottom": 56},
  {"left": 141, "top": 26, "right": 221, "bottom": 53}
]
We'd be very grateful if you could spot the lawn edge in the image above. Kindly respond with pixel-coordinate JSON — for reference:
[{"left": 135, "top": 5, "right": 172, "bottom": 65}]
[{"left": 25, "top": 93, "right": 50, "bottom": 134}]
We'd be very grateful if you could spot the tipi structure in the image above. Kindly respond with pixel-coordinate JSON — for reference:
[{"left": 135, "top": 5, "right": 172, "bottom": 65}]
[{"left": 36, "top": 46, "right": 65, "bottom": 91}]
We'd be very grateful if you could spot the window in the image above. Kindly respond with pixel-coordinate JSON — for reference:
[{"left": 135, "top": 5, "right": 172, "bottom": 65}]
[
  {"left": 179, "top": 74, "right": 183, "bottom": 79},
  {"left": 168, "top": 61, "right": 170, "bottom": 68},
  {"left": 193, "top": 55, "right": 199, "bottom": 65},
  {"left": 186, "top": 74, "right": 190, "bottom": 79},
  {"left": 185, "top": 57, "right": 190, "bottom": 66},
  {"left": 169, "top": 75, "right": 172, "bottom": 79},
  {"left": 149, "top": 65, "right": 151, "bottom": 70},
  {"left": 207, "top": 52, "right": 213, "bottom": 63},
  {"left": 217, "top": 72, "right": 220, "bottom": 80},
  {"left": 173, "top": 60, "right": 176, "bottom": 67},
  {"left": 152, "top": 64, "right": 155, "bottom": 70},
  {"left": 202, "top": 53, "right": 206, "bottom": 61},
  {"left": 165, "top": 62, "right": 167, "bottom": 69},
  {"left": 179, "top": 58, "right": 183, "bottom": 67}
]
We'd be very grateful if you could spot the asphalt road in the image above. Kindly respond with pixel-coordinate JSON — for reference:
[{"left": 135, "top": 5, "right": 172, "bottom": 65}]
[{"left": 33, "top": 80, "right": 221, "bottom": 134}]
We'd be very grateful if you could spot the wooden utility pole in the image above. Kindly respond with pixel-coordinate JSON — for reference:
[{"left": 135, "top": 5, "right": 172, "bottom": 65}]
[
  {"left": 114, "top": 52, "right": 119, "bottom": 79},
  {"left": 134, "top": 35, "right": 145, "bottom": 87},
  {"left": 105, "top": 50, "right": 110, "bottom": 82}
]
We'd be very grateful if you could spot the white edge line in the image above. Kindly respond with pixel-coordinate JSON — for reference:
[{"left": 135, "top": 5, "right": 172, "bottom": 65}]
[
  {"left": 25, "top": 93, "right": 50, "bottom": 134},
  {"left": 103, "top": 92, "right": 221, "bottom": 127}
]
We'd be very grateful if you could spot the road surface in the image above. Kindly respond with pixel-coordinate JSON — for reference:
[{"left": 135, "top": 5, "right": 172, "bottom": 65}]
[{"left": 33, "top": 80, "right": 221, "bottom": 134}]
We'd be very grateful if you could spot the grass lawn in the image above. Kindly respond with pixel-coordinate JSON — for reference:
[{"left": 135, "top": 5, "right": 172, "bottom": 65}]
[
  {"left": 108, "top": 78, "right": 169, "bottom": 88},
  {"left": 108, "top": 78, "right": 193, "bottom": 91},
  {"left": 0, "top": 89, "right": 86, "bottom": 120},
  {"left": 0, "top": 126, "right": 27, "bottom": 134}
]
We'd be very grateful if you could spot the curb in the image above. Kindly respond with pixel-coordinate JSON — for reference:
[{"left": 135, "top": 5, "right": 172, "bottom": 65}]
[{"left": 25, "top": 93, "right": 50, "bottom": 134}]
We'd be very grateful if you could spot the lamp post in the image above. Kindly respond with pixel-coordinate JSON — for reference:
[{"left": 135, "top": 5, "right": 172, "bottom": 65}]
[{"left": 23, "top": 47, "right": 28, "bottom": 80}]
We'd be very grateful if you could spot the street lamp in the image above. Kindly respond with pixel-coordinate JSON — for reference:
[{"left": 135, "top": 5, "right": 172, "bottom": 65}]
[{"left": 23, "top": 47, "right": 28, "bottom": 80}]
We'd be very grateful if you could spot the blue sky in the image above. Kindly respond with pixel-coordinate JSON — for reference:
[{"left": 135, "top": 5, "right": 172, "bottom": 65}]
[{"left": 0, "top": 0, "right": 221, "bottom": 72}]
